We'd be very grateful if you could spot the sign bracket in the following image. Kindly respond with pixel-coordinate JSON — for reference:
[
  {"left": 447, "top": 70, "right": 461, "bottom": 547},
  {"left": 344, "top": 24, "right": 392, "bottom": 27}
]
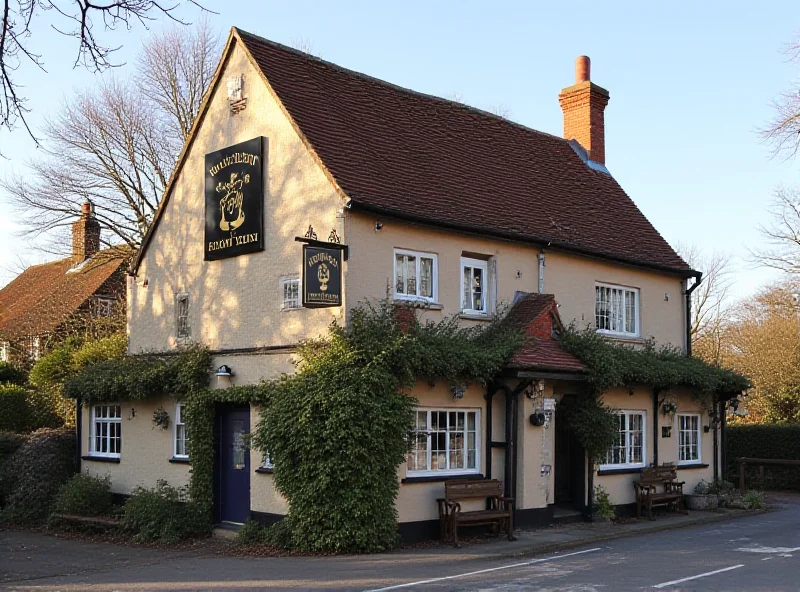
[{"left": 295, "top": 236, "right": 349, "bottom": 261}]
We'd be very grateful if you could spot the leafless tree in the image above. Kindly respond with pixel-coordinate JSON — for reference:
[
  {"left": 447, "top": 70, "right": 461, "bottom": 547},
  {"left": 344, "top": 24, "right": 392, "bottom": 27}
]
[
  {"left": 675, "top": 243, "right": 733, "bottom": 364},
  {"left": 1, "top": 22, "right": 220, "bottom": 254},
  {"left": 751, "top": 186, "right": 800, "bottom": 274},
  {"left": 760, "top": 34, "right": 800, "bottom": 160},
  {"left": 1, "top": 0, "right": 209, "bottom": 144}
]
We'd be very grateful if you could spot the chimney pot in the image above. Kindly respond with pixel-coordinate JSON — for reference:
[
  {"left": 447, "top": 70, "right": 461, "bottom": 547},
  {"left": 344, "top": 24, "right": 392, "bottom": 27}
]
[{"left": 576, "top": 55, "right": 591, "bottom": 83}]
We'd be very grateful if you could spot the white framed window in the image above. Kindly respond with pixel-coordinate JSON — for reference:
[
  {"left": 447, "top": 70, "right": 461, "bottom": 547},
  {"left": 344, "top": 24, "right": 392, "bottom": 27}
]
[
  {"left": 175, "top": 293, "right": 190, "bottom": 338},
  {"left": 281, "top": 277, "right": 301, "bottom": 310},
  {"left": 28, "top": 336, "right": 40, "bottom": 361},
  {"left": 174, "top": 403, "right": 189, "bottom": 459},
  {"left": 461, "top": 257, "right": 489, "bottom": 315},
  {"left": 407, "top": 409, "right": 480, "bottom": 476},
  {"left": 595, "top": 283, "right": 640, "bottom": 337},
  {"left": 394, "top": 249, "right": 437, "bottom": 303},
  {"left": 90, "top": 404, "right": 121, "bottom": 458},
  {"left": 0, "top": 341, "right": 8, "bottom": 362},
  {"left": 678, "top": 414, "right": 701, "bottom": 465},
  {"left": 95, "top": 297, "right": 114, "bottom": 318},
  {"left": 601, "top": 410, "right": 645, "bottom": 469}
]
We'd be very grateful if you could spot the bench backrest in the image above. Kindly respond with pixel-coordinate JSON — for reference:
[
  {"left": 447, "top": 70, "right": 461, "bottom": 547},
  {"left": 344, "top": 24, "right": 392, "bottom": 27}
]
[
  {"left": 444, "top": 479, "right": 503, "bottom": 500},
  {"left": 639, "top": 464, "right": 678, "bottom": 484}
]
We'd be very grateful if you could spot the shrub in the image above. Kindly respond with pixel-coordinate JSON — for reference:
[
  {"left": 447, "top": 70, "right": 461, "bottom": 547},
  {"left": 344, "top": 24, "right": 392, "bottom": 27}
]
[
  {"left": 727, "top": 424, "right": 800, "bottom": 489},
  {"left": 0, "top": 431, "right": 27, "bottom": 463},
  {"left": 0, "top": 362, "right": 27, "bottom": 385},
  {"left": 0, "top": 385, "right": 31, "bottom": 432},
  {"left": 122, "top": 480, "right": 207, "bottom": 544},
  {"left": 29, "top": 343, "right": 76, "bottom": 390},
  {"left": 743, "top": 490, "right": 764, "bottom": 510},
  {"left": 708, "top": 479, "right": 736, "bottom": 496},
  {"left": 53, "top": 473, "right": 114, "bottom": 517},
  {"left": 593, "top": 485, "right": 615, "bottom": 519},
  {"left": 694, "top": 480, "right": 711, "bottom": 495},
  {"left": 72, "top": 333, "right": 127, "bottom": 372},
  {"left": 0, "top": 428, "right": 75, "bottom": 523},
  {"left": 236, "top": 518, "right": 293, "bottom": 549}
]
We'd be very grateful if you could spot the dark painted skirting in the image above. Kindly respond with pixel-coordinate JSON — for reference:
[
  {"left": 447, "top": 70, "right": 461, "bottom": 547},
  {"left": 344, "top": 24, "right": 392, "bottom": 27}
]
[
  {"left": 398, "top": 519, "right": 440, "bottom": 543},
  {"left": 81, "top": 455, "right": 120, "bottom": 463},
  {"left": 677, "top": 463, "right": 710, "bottom": 470},
  {"left": 516, "top": 505, "right": 555, "bottom": 529},
  {"left": 612, "top": 502, "right": 638, "bottom": 518},
  {"left": 250, "top": 511, "right": 284, "bottom": 527}
]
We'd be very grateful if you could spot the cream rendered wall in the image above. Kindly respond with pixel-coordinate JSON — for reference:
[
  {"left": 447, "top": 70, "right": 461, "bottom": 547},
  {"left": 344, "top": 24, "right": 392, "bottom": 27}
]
[
  {"left": 518, "top": 382, "right": 557, "bottom": 511},
  {"left": 129, "top": 39, "right": 345, "bottom": 355},
  {"left": 80, "top": 397, "right": 190, "bottom": 495},
  {"left": 344, "top": 215, "right": 687, "bottom": 350},
  {"left": 595, "top": 387, "right": 714, "bottom": 506}
]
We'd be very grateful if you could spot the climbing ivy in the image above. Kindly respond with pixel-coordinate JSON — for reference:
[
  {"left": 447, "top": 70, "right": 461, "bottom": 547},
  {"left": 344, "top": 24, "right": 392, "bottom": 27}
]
[{"left": 559, "top": 326, "right": 750, "bottom": 397}]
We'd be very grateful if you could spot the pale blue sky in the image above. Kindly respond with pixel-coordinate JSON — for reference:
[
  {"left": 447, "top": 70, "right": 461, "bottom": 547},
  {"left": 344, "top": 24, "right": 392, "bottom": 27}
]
[{"left": 0, "top": 0, "right": 797, "bottom": 301}]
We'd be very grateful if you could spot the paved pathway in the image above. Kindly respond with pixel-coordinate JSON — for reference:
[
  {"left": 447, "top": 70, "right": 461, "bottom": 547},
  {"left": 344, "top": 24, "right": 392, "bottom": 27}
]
[{"left": 0, "top": 496, "right": 796, "bottom": 591}]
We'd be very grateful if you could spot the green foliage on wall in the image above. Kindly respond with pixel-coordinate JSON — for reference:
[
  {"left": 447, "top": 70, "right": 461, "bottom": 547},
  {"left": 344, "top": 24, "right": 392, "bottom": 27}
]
[
  {"left": 558, "top": 395, "right": 619, "bottom": 461},
  {"left": 727, "top": 423, "right": 800, "bottom": 490},
  {"left": 559, "top": 327, "right": 750, "bottom": 396},
  {"left": 63, "top": 345, "right": 212, "bottom": 403}
]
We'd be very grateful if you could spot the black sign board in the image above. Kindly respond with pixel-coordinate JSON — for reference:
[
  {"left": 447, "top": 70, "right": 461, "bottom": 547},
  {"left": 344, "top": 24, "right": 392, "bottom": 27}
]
[
  {"left": 204, "top": 137, "right": 265, "bottom": 261},
  {"left": 303, "top": 244, "right": 343, "bottom": 308}
]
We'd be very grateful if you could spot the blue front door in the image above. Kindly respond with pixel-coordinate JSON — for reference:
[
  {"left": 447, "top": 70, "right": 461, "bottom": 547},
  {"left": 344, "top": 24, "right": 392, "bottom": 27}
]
[{"left": 219, "top": 408, "right": 250, "bottom": 524}]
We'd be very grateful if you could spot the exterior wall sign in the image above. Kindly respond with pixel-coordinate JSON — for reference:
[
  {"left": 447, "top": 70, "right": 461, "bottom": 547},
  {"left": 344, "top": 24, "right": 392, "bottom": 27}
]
[
  {"left": 303, "top": 244, "right": 342, "bottom": 308},
  {"left": 204, "top": 137, "right": 265, "bottom": 261}
]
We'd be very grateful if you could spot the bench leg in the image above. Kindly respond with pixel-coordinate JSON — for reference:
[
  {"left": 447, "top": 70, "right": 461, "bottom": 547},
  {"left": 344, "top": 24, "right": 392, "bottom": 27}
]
[
  {"left": 507, "top": 514, "right": 516, "bottom": 541},
  {"left": 636, "top": 499, "right": 641, "bottom": 519},
  {"left": 452, "top": 517, "right": 460, "bottom": 548},
  {"left": 648, "top": 502, "right": 655, "bottom": 521}
]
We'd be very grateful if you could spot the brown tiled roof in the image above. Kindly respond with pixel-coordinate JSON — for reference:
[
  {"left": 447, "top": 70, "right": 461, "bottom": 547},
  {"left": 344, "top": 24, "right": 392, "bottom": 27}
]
[
  {"left": 505, "top": 293, "right": 587, "bottom": 373},
  {"left": 237, "top": 30, "right": 691, "bottom": 274},
  {"left": 0, "top": 252, "right": 125, "bottom": 340}
]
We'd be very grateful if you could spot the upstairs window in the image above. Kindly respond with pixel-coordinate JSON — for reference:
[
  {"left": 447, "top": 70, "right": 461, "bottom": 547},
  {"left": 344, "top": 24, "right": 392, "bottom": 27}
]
[
  {"left": 175, "top": 293, "right": 190, "bottom": 339},
  {"left": 394, "top": 249, "right": 437, "bottom": 303},
  {"left": 0, "top": 341, "right": 8, "bottom": 362},
  {"left": 461, "top": 257, "right": 489, "bottom": 315},
  {"left": 595, "top": 283, "right": 639, "bottom": 337},
  {"left": 281, "top": 277, "right": 301, "bottom": 310},
  {"left": 94, "top": 297, "right": 114, "bottom": 318},
  {"left": 90, "top": 404, "right": 121, "bottom": 458},
  {"left": 28, "top": 336, "right": 40, "bottom": 361}
]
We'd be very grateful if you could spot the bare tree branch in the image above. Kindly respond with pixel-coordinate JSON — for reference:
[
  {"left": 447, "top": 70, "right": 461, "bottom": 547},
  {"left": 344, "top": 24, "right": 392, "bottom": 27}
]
[
  {"left": 750, "top": 186, "right": 800, "bottom": 274},
  {"left": 760, "top": 32, "right": 800, "bottom": 160}
]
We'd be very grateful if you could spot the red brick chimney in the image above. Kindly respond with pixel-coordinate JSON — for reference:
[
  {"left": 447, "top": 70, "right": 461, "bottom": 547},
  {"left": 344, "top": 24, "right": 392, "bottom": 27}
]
[
  {"left": 558, "top": 56, "right": 610, "bottom": 165},
  {"left": 72, "top": 200, "right": 101, "bottom": 261}
]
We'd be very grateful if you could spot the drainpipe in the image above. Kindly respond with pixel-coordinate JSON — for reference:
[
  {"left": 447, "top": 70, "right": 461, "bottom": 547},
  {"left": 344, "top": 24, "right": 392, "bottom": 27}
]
[
  {"left": 653, "top": 389, "right": 660, "bottom": 466},
  {"left": 537, "top": 253, "right": 546, "bottom": 294},
  {"left": 485, "top": 385, "right": 497, "bottom": 480},
  {"left": 504, "top": 384, "right": 515, "bottom": 501},
  {"left": 75, "top": 398, "right": 83, "bottom": 474},
  {"left": 684, "top": 271, "right": 703, "bottom": 357}
]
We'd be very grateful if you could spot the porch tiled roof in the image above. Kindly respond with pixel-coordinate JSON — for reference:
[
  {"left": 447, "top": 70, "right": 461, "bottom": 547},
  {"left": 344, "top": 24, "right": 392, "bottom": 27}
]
[{"left": 505, "top": 293, "right": 587, "bottom": 374}]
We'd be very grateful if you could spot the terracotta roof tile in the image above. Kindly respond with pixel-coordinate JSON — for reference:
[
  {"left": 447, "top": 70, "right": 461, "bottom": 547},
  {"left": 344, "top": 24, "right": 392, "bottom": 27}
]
[
  {"left": 0, "top": 252, "right": 125, "bottom": 340},
  {"left": 504, "top": 292, "right": 587, "bottom": 374},
  {"left": 238, "top": 30, "right": 690, "bottom": 274}
]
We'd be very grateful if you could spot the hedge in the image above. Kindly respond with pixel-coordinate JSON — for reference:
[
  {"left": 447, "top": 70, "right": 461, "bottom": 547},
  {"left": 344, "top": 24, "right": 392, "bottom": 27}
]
[
  {"left": 727, "top": 423, "right": 800, "bottom": 490},
  {"left": 0, "top": 362, "right": 27, "bottom": 385},
  {"left": 0, "top": 386, "right": 31, "bottom": 432}
]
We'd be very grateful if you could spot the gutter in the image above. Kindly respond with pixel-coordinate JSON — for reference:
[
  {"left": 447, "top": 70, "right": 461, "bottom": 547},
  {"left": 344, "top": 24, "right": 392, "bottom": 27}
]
[{"left": 684, "top": 271, "right": 703, "bottom": 357}]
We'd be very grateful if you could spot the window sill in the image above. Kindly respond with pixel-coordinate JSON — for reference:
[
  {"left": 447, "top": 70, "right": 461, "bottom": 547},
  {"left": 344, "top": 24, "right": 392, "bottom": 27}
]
[
  {"left": 677, "top": 463, "right": 709, "bottom": 470},
  {"left": 402, "top": 473, "right": 484, "bottom": 484},
  {"left": 169, "top": 457, "right": 190, "bottom": 464},
  {"left": 393, "top": 299, "right": 443, "bottom": 310},
  {"left": 596, "top": 466, "right": 644, "bottom": 476},
  {"left": 82, "top": 455, "right": 121, "bottom": 464},
  {"left": 281, "top": 307, "right": 302, "bottom": 313},
  {"left": 597, "top": 332, "right": 645, "bottom": 344},
  {"left": 255, "top": 467, "right": 275, "bottom": 474},
  {"left": 459, "top": 313, "right": 492, "bottom": 321}
]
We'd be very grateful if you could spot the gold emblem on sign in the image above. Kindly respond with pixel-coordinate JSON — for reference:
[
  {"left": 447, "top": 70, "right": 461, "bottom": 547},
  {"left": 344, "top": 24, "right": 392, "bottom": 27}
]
[
  {"left": 216, "top": 172, "right": 250, "bottom": 231},
  {"left": 318, "top": 263, "right": 330, "bottom": 291}
]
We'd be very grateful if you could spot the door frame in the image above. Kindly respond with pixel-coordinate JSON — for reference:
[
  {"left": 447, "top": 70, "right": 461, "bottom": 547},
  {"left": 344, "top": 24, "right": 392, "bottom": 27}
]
[{"left": 213, "top": 404, "right": 251, "bottom": 525}]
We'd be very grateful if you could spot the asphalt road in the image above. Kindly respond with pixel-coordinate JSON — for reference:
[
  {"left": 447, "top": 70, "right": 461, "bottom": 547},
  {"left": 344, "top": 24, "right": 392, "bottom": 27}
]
[{"left": 2, "top": 502, "right": 799, "bottom": 591}]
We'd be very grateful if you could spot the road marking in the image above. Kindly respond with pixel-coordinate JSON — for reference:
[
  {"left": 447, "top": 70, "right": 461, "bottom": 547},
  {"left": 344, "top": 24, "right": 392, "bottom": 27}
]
[
  {"left": 363, "top": 547, "right": 602, "bottom": 591},
  {"left": 736, "top": 545, "right": 800, "bottom": 553},
  {"left": 652, "top": 565, "right": 744, "bottom": 589}
]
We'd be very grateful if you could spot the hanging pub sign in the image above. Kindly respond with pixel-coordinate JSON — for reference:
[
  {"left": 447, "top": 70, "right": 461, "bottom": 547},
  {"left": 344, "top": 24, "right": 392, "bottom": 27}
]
[
  {"left": 302, "top": 244, "right": 343, "bottom": 308},
  {"left": 204, "top": 137, "right": 265, "bottom": 261}
]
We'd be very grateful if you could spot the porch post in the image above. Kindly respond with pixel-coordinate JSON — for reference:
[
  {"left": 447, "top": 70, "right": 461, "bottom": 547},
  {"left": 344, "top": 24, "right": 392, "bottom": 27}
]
[{"left": 652, "top": 389, "right": 659, "bottom": 466}]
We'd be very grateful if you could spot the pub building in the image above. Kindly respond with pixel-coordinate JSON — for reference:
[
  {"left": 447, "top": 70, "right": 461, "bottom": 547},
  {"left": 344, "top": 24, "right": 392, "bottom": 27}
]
[{"left": 79, "top": 28, "right": 723, "bottom": 538}]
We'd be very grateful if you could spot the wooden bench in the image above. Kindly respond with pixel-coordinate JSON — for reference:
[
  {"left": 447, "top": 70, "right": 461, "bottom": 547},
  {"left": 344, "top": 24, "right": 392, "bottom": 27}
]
[
  {"left": 633, "top": 465, "right": 686, "bottom": 520},
  {"left": 437, "top": 479, "right": 515, "bottom": 547}
]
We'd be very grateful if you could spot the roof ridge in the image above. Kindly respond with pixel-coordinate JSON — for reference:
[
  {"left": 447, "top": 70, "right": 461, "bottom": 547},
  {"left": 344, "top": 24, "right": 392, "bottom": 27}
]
[{"left": 235, "top": 28, "right": 572, "bottom": 146}]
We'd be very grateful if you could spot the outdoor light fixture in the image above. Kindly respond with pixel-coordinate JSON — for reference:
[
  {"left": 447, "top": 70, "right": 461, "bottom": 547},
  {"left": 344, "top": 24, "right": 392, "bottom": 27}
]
[
  {"left": 450, "top": 382, "right": 466, "bottom": 400},
  {"left": 374, "top": 221, "right": 383, "bottom": 232},
  {"left": 215, "top": 365, "right": 234, "bottom": 377}
]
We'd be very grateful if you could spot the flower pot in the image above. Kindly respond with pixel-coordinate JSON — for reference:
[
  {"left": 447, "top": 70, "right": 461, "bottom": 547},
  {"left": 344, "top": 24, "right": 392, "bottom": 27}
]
[
  {"left": 685, "top": 494, "right": 709, "bottom": 510},
  {"left": 706, "top": 494, "right": 719, "bottom": 510}
]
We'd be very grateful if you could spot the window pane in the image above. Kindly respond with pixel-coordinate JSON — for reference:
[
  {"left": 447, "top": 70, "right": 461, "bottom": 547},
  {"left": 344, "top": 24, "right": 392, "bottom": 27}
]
[
  {"left": 462, "top": 266, "right": 471, "bottom": 309},
  {"left": 406, "top": 256, "right": 417, "bottom": 295},
  {"left": 395, "top": 254, "right": 406, "bottom": 294},
  {"left": 472, "top": 267, "right": 484, "bottom": 311},
  {"left": 420, "top": 257, "right": 433, "bottom": 298},
  {"left": 232, "top": 420, "right": 246, "bottom": 470}
]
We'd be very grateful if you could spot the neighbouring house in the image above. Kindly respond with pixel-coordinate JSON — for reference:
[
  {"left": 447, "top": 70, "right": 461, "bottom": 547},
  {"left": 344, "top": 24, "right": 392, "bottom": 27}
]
[
  {"left": 78, "top": 28, "right": 739, "bottom": 538},
  {"left": 0, "top": 201, "right": 126, "bottom": 365}
]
